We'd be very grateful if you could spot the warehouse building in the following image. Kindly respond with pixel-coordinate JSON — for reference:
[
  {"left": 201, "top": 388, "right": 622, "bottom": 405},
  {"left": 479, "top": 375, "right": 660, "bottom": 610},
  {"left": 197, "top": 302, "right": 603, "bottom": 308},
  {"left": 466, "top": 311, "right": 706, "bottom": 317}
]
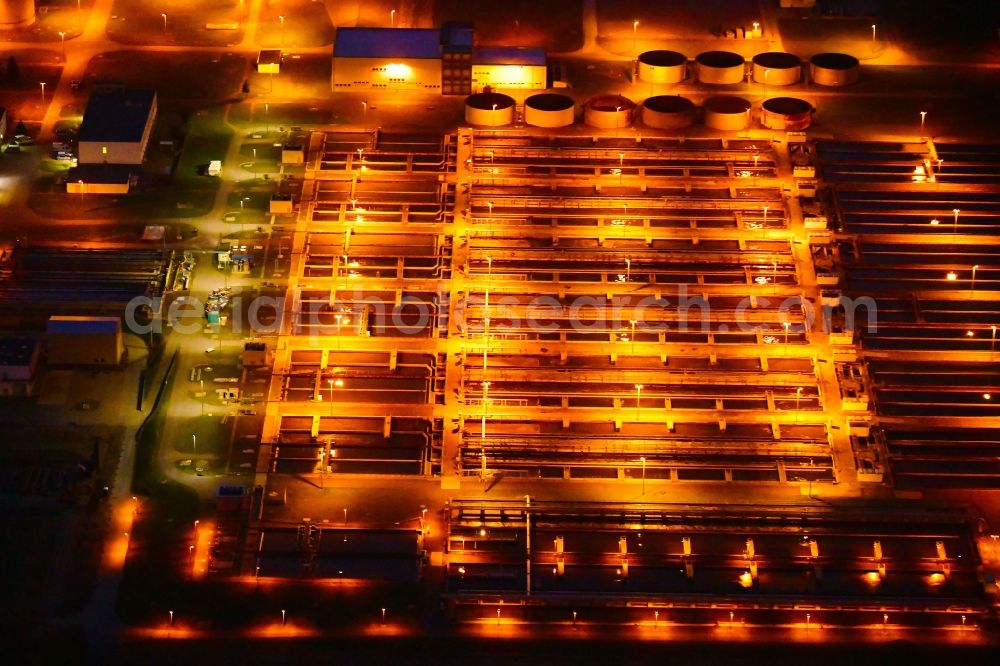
[
  {"left": 332, "top": 23, "right": 545, "bottom": 95},
  {"left": 77, "top": 87, "right": 157, "bottom": 165},
  {"left": 46, "top": 316, "right": 125, "bottom": 368}
]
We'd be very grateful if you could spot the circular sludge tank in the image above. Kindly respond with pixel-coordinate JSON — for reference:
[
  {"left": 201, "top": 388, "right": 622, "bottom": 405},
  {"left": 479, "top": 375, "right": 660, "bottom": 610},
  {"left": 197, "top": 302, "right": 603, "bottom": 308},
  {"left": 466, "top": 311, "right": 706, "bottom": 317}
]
[
  {"left": 695, "top": 51, "right": 745, "bottom": 85},
  {"left": 0, "top": 0, "right": 35, "bottom": 28},
  {"left": 761, "top": 97, "right": 813, "bottom": 130},
  {"left": 642, "top": 95, "right": 695, "bottom": 130},
  {"left": 751, "top": 52, "right": 802, "bottom": 85},
  {"left": 465, "top": 92, "right": 515, "bottom": 126},
  {"left": 809, "top": 53, "right": 860, "bottom": 86},
  {"left": 703, "top": 95, "right": 752, "bottom": 131},
  {"left": 638, "top": 50, "right": 688, "bottom": 84},
  {"left": 584, "top": 95, "right": 635, "bottom": 129},
  {"left": 524, "top": 93, "right": 576, "bottom": 128}
]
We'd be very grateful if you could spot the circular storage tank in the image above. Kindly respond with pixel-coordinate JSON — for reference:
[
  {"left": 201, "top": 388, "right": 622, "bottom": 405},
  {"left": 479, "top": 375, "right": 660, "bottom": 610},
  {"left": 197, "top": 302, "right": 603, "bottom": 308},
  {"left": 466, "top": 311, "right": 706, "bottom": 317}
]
[
  {"left": 524, "top": 93, "right": 575, "bottom": 128},
  {"left": 761, "top": 97, "right": 813, "bottom": 130},
  {"left": 638, "top": 50, "right": 688, "bottom": 84},
  {"left": 465, "top": 92, "right": 515, "bottom": 126},
  {"left": 809, "top": 53, "right": 860, "bottom": 87},
  {"left": 703, "top": 95, "right": 752, "bottom": 131},
  {"left": 642, "top": 95, "right": 695, "bottom": 130},
  {"left": 695, "top": 51, "right": 745, "bottom": 85},
  {"left": 0, "top": 0, "right": 34, "bottom": 28},
  {"left": 584, "top": 95, "right": 635, "bottom": 130},
  {"left": 751, "top": 52, "right": 802, "bottom": 85}
]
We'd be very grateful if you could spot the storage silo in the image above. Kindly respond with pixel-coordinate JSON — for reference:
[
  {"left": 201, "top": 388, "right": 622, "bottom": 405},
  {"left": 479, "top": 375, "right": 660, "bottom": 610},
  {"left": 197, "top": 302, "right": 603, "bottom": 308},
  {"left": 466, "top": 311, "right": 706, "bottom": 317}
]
[
  {"left": 695, "top": 51, "right": 745, "bottom": 85},
  {"left": 751, "top": 52, "right": 802, "bottom": 86},
  {"left": 703, "top": 95, "right": 752, "bottom": 131},
  {"left": 641, "top": 95, "right": 695, "bottom": 130},
  {"left": 465, "top": 92, "right": 515, "bottom": 126},
  {"left": 524, "top": 93, "right": 575, "bottom": 128},
  {"left": 638, "top": 50, "right": 688, "bottom": 84},
  {"left": 809, "top": 53, "right": 860, "bottom": 87},
  {"left": 761, "top": 97, "right": 813, "bottom": 130},
  {"left": 0, "top": 0, "right": 34, "bottom": 28},
  {"left": 584, "top": 95, "right": 635, "bottom": 130}
]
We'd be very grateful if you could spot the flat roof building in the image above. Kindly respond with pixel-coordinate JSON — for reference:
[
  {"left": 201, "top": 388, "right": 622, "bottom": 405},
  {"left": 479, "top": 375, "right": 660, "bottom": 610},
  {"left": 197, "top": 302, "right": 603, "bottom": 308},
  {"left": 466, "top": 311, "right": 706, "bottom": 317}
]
[
  {"left": 332, "top": 23, "right": 545, "bottom": 95},
  {"left": 77, "top": 88, "right": 157, "bottom": 165}
]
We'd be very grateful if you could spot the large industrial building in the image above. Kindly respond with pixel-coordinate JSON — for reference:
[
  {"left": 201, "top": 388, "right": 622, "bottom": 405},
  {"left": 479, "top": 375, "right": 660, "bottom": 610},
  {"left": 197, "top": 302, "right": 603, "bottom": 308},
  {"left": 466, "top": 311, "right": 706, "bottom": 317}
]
[
  {"left": 77, "top": 87, "right": 157, "bottom": 165},
  {"left": 332, "top": 24, "right": 546, "bottom": 95}
]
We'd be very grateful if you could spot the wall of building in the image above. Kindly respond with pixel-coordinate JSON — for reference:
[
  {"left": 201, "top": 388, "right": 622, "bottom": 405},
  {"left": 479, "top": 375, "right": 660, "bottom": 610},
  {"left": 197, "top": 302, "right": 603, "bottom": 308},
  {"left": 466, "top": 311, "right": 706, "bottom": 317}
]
[
  {"left": 47, "top": 332, "right": 124, "bottom": 367},
  {"left": 470, "top": 64, "right": 546, "bottom": 92},
  {"left": 332, "top": 57, "right": 443, "bottom": 91}
]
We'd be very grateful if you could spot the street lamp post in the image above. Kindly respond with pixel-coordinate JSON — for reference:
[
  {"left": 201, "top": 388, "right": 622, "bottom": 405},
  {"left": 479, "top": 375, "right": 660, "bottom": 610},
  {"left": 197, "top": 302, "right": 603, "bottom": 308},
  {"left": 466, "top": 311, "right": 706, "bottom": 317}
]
[
  {"left": 871, "top": 24, "right": 877, "bottom": 56},
  {"left": 630, "top": 319, "right": 636, "bottom": 354},
  {"left": 252, "top": 147, "right": 257, "bottom": 180},
  {"left": 953, "top": 208, "right": 960, "bottom": 233},
  {"left": 59, "top": 32, "right": 66, "bottom": 61},
  {"left": 391, "top": 9, "right": 396, "bottom": 27},
  {"left": 919, "top": 111, "right": 927, "bottom": 137},
  {"left": 634, "top": 383, "right": 643, "bottom": 421},
  {"left": 162, "top": 13, "right": 168, "bottom": 37},
  {"left": 971, "top": 264, "right": 979, "bottom": 294},
  {"left": 328, "top": 378, "right": 334, "bottom": 416},
  {"left": 632, "top": 20, "right": 639, "bottom": 52},
  {"left": 625, "top": 257, "right": 630, "bottom": 286},
  {"left": 192, "top": 434, "right": 197, "bottom": 454},
  {"left": 991, "top": 325, "right": 997, "bottom": 354},
  {"left": 278, "top": 15, "right": 284, "bottom": 48},
  {"left": 640, "top": 456, "right": 646, "bottom": 495},
  {"left": 39, "top": 81, "right": 45, "bottom": 105}
]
